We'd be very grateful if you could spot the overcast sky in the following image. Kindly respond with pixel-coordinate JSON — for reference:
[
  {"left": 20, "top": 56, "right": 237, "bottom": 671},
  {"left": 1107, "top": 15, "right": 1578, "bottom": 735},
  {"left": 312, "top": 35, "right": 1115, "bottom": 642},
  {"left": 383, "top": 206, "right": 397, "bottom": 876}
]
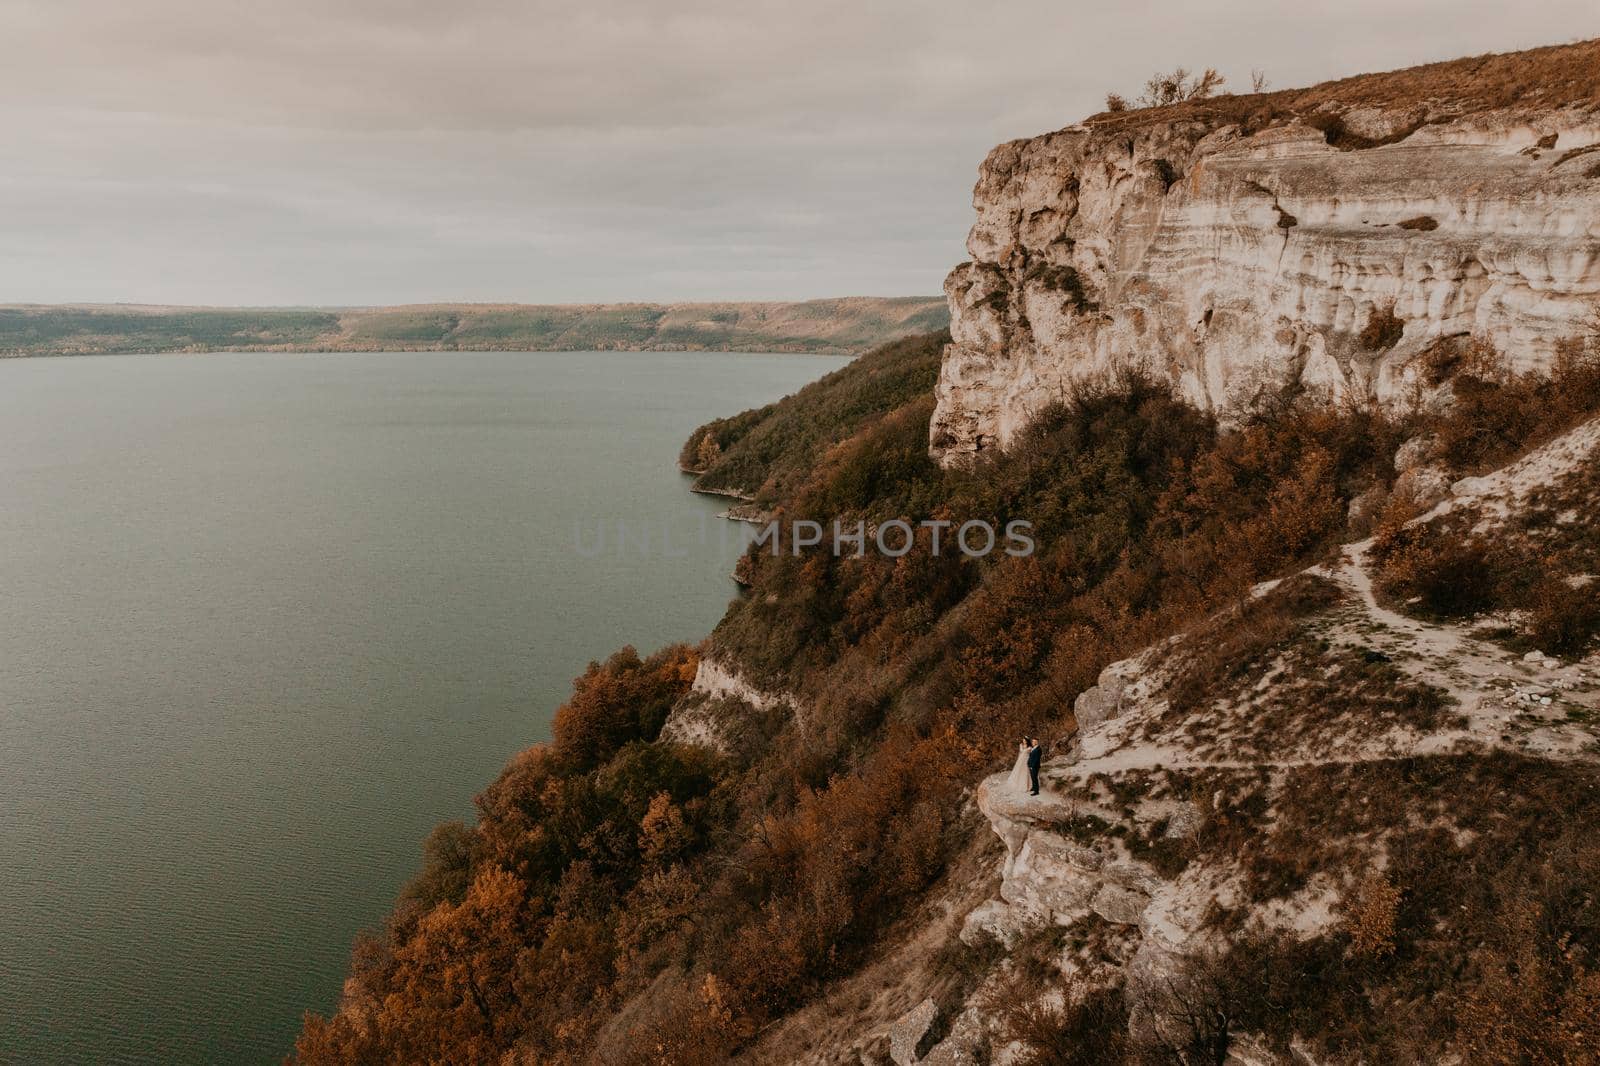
[{"left": 2, "top": 1, "right": 1596, "bottom": 306}]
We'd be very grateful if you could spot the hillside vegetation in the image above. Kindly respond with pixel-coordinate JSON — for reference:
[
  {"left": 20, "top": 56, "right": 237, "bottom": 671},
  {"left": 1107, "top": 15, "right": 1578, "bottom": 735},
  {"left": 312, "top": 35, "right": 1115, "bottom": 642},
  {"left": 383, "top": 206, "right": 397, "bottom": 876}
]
[
  {"left": 287, "top": 36, "right": 1600, "bottom": 1060},
  {"left": 1086, "top": 36, "right": 1600, "bottom": 133},
  {"left": 678, "top": 329, "right": 947, "bottom": 502},
  {"left": 0, "top": 298, "right": 948, "bottom": 357},
  {"left": 292, "top": 316, "right": 1600, "bottom": 1063}
]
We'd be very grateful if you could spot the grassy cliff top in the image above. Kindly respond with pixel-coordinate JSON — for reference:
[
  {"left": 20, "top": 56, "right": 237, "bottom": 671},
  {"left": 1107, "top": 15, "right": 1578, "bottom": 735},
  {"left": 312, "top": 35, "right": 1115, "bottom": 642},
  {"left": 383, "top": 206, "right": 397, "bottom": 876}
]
[{"left": 1083, "top": 37, "right": 1600, "bottom": 136}]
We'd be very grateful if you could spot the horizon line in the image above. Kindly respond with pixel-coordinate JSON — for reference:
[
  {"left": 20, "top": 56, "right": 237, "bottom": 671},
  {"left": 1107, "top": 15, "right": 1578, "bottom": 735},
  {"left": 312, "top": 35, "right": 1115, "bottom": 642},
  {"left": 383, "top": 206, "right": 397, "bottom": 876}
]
[{"left": 1, "top": 295, "right": 946, "bottom": 312}]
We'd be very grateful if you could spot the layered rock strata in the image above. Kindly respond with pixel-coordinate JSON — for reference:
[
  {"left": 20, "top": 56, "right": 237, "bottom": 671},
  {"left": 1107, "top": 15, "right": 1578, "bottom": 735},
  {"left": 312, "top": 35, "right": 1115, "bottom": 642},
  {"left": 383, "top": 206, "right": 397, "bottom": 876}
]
[{"left": 933, "top": 108, "right": 1600, "bottom": 462}]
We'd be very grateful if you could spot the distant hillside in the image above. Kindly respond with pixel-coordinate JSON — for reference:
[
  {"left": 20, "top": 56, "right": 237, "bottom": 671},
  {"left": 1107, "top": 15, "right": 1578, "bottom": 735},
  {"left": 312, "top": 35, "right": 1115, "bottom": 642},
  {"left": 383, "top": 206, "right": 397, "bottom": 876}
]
[{"left": 0, "top": 297, "right": 949, "bottom": 357}]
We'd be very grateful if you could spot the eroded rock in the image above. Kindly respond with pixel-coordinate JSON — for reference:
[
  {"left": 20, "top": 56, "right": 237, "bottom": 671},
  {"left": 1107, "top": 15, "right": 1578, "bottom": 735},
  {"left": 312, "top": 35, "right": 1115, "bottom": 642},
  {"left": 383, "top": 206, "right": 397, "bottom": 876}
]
[
  {"left": 1394, "top": 433, "right": 1440, "bottom": 473},
  {"left": 932, "top": 111, "right": 1600, "bottom": 463},
  {"left": 658, "top": 655, "right": 796, "bottom": 752},
  {"left": 1392, "top": 463, "right": 1456, "bottom": 509},
  {"left": 919, "top": 1007, "right": 986, "bottom": 1065},
  {"left": 888, "top": 998, "right": 941, "bottom": 1065}
]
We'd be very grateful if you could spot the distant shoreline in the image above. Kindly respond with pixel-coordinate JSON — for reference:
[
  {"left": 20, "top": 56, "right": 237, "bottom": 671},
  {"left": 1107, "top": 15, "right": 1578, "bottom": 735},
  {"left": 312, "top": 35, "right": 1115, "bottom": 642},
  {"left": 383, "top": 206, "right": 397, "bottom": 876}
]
[
  {"left": 0, "top": 344, "right": 866, "bottom": 358},
  {"left": 0, "top": 297, "right": 949, "bottom": 359}
]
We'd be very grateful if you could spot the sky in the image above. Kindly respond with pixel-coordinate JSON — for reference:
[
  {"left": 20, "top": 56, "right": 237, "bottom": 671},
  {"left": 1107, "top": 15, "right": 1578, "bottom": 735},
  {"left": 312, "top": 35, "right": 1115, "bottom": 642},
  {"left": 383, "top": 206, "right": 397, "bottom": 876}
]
[{"left": 2, "top": 1, "right": 1597, "bottom": 306}]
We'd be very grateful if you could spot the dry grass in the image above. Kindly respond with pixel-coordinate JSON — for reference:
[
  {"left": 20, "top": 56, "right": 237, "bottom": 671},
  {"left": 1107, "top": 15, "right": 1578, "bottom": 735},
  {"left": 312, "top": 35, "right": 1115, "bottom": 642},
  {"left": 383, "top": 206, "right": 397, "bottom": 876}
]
[
  {"left": 1084, "top": 38, "right": 1600, "bottom": 135},
  {"left": 1191, "top": 640, "right": 1459, "bottom": 761},
  {"left": 1158, "top": 577, "right": 1460, "bottom": 759},
  {"left": 1228, "top": 753, "right": 1600, "bottom": 1059},
  {"left": 1163, "top": 573, "right": 1346, "bottom": 717},
  {"left": 980, "top": 970, "right": 1130, "bottom": 1066},
  {"left": 1358, "top": 304, "right": 1405, "bottom": 351}
]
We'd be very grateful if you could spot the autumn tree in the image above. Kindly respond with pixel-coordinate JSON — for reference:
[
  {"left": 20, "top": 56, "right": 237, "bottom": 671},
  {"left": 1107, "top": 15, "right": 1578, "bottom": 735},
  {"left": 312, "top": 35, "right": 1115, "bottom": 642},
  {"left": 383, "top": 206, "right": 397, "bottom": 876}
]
[
  {"left": 550, "top": 644, "right": 698, "bottom": 770},
  {"left": 694, "top": 432, "right": 721, "bottom": 471},
  {"left": 375, "top": 867, "right": 528, "bottom": 1062}
]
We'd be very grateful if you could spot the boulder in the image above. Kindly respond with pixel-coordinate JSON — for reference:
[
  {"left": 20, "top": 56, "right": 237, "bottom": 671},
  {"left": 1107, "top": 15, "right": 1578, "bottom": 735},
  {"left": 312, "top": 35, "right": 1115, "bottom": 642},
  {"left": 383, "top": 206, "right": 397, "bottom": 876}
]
[
  {"left": 920, "top": 1007, "right": 987, "bottom": 1065},
  {"left": 1337, "top": 104, "right": 1426, "bottom": 142},
  {"left": 1072, "top": 678, "right": 1123, "bottom": 736},
  {"left": 1393, "top": 464, "right": 1454, "bottom": 509},
  {"left": 1091, "top": 881, "right": 1152, "bottom": 926},
  {"left": 1394, "top": 434, "right": 1439, "bottom": 473},
  {"left": 888, "top": 998, "right": 941, "bottom": 1065},
  {"left": 960, "top": 898, "right": 1032, "bottom": 947}
]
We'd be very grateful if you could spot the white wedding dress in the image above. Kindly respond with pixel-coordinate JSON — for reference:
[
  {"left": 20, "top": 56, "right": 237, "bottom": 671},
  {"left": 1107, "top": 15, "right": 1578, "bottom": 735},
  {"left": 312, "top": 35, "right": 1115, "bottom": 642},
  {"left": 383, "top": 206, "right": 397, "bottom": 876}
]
[{"left": 1005, "top": 743, "right": 1031, "bottom": 794}]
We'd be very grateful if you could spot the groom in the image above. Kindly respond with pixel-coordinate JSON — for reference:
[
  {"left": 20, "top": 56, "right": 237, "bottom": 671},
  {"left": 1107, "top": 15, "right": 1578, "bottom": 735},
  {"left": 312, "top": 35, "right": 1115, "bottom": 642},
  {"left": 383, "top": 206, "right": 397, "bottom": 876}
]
[{"left": 1026, "top": 736, "right": 1042, "bottom": 795}]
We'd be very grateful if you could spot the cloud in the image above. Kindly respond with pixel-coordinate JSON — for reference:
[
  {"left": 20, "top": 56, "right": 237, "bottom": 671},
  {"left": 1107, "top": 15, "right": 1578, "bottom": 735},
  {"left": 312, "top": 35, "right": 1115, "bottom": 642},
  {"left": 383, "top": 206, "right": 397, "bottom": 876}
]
[{"left": 2, "top": 0, "right": 1596, "bottom": 303}]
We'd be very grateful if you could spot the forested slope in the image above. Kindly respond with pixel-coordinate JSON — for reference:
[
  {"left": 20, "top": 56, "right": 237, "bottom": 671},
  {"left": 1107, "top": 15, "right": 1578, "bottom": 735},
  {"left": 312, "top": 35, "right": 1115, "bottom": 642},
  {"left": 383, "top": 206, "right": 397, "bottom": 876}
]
[{"left": 293, "top": 320, "right": 1600, "bottom": 1063}]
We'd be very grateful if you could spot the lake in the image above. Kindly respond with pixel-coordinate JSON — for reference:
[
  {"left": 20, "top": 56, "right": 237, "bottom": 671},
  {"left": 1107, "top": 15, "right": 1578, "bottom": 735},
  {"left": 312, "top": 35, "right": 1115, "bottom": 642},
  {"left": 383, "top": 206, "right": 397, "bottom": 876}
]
[{"left": 0, "top": 349, "right": 846, "bottom": 1064}]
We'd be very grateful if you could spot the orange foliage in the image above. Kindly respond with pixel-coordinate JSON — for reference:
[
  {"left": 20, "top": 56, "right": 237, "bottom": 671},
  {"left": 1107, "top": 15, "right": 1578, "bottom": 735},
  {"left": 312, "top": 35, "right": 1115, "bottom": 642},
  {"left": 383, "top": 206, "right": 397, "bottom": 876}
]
[
  {"left": 550, "top": 644, "right": 698, "bottom": 770},
  {"left": 373, "top": 867, "right": 527, "bottom": 1063},
  {"left": 298, "top": 351, "right": 1600, "bottom": 1064},
  {"left": 1343, "top": 873, "right": 1401, "bottom": 959}
]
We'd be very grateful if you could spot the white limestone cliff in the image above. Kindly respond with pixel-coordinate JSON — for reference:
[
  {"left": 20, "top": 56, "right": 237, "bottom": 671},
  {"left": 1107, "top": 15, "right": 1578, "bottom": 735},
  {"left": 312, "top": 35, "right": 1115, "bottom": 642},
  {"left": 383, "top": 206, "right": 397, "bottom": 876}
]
[
  {"left": 658, "top": 654, "right": 797, "bottom": 752},
  {"left": 932, "top": 107, "right": 1600, "bottom": 462}
]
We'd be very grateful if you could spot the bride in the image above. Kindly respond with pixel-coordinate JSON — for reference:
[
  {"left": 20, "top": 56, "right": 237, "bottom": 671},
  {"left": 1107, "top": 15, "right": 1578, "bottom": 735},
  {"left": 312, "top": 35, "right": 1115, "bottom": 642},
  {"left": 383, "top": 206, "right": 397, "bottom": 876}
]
[{"left": 1005, "top": 738, "right": 1031, "bottom": 794}]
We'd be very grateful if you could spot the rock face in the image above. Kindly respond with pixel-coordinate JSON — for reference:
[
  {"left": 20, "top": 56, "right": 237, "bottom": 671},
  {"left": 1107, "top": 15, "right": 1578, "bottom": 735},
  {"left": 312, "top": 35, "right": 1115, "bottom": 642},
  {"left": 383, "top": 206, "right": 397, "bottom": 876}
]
[
  {"left": 931, "top": 106, "right": 1600, "bottom": 462},
  {"left": 684, "top": 656, "right": 788, "bottom": 713},
  {"left": 975, "top": 779, "right": 1167, "bottom": 931},
  {"left": 887, "top": 999, "right": 941, "bottom": 1065},
  {"left": 657, "top": 655, "right": 796, "bottom": 751},
  {"left": 885, "top": 999, "right": 987, "bottom": 1066}
]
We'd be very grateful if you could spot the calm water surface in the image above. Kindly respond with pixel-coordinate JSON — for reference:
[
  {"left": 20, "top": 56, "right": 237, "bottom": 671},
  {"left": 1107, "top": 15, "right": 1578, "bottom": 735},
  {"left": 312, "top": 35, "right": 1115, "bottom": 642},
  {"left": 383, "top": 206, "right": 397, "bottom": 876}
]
[{"left": 0, "top": 349, "right": 846, "bottom": 1064}]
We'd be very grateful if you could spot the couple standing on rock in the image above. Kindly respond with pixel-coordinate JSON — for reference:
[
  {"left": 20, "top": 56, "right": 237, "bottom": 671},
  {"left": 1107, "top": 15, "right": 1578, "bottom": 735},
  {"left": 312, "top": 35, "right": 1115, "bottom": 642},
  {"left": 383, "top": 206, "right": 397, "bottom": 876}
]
[{"left": 1006, "top": 736, "right": 1043, "bottom": 795}]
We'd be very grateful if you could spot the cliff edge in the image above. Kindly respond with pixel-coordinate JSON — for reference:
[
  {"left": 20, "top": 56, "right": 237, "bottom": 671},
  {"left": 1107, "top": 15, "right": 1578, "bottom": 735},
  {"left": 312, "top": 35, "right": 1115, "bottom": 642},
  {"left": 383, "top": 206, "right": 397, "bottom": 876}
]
[{"left": 933, "top": 39, "right": 1600, "bottom": 461}]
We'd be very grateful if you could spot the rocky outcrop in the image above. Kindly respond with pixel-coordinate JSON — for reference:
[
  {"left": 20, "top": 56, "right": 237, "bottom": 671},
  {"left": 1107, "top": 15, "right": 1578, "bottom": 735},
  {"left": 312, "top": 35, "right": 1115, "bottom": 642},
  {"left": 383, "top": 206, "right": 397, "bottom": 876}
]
[
  {"left": 884, "top": 999, "right": 987, "bottom": 1066},
  {"left": 973, "top": 780, "right": 1170, "bottom": 931},
  {"left": 937, "top": 416, "right": 1600, "bottom": 1061},
  {"left": 932, "top": 104, "right": 1600, "bottom": 462},
  {"left": 658, "top": 655, "right": 796, "bottom": 751},
  {"left": 887, "top": 999, "right": 941, "bottom": 1065},
  {"left": 684, "top": 656, "right": 789, "bottom": 713}
]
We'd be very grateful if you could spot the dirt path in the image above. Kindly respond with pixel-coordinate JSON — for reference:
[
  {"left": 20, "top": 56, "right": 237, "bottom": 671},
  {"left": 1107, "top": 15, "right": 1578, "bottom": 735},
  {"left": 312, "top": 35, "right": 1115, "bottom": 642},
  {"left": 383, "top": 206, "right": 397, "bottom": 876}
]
[
  {"left": 1327, "top": 538, "right": 1600, "bottom": 761},
  {"left": 1050, "top": 418, "right": 1600, "bottom": 787}
]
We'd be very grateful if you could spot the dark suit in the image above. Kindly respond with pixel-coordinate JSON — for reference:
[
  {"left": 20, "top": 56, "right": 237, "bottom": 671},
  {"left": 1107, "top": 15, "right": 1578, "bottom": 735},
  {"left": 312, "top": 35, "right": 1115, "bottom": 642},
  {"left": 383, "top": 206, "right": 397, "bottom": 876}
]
[{"left": 1026, "top": 743, "right": 1041, "bottom": 794}]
